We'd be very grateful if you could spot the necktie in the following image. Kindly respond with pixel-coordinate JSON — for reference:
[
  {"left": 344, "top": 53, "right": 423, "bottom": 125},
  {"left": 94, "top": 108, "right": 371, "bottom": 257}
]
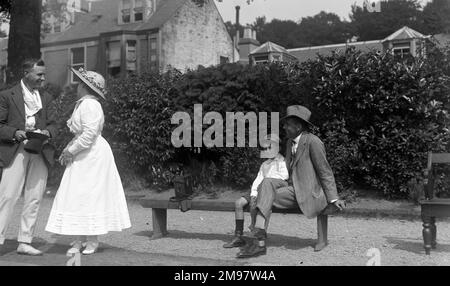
[
  {"left": 291, "top": 140, "right": 297, "bottom": 158},
  {"left": 290, "top": 140, "right": 296, "bottom": 169}
]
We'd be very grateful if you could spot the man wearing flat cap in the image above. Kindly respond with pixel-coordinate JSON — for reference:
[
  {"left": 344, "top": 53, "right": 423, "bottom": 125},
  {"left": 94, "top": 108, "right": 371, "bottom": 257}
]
[
  {"left": 0, "top": 59, "right": 57, "bottom": 256},
  {"left": 237, "top": 105, "right": 346, "bottom": 258}
]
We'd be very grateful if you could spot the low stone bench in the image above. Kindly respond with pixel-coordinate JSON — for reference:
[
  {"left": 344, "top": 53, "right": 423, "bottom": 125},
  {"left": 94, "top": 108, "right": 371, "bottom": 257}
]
[{"left": 139, "top": 194, "right": 329, "bottom": 248}]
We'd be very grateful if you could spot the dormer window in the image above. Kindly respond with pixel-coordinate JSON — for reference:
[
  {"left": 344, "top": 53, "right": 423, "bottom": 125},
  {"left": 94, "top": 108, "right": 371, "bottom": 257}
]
[
  {"left": 121, "top": 0, "right": 131, "bottom": 23},
  {"left": 120, "top": 0, "right": 147, "bottom": 24},
  {"left": 134, "top": 0, "right": 144, "bottom": 22},
  {"left": 392, "top": 41, "right": 411, "bottom": 58}
]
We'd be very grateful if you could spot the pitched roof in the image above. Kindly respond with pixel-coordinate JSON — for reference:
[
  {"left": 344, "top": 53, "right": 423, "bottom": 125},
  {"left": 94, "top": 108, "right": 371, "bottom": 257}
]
[
  {"left": 250, "top": 41, "right": 291, "bottom": 55},
  {"left": 432, "top": 33, "right": 450, "bottom": 48},
  {"left": 382, "top": 26, "right": 428, "bottom": 42},
  {"left": 42, "top": 0, "right": 187, "bottom": 45},
  {"left": 287, "top": 40, "right": 382, "bottom": 62}
]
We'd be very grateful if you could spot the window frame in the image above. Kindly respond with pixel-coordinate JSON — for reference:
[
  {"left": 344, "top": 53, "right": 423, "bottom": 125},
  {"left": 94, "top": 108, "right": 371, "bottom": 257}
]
[
  {"left": 392, "top": 41, "right": 411, "bottom": 58},
  {"left": 70, "top": 45, "right": 86, "bottom": 84}
]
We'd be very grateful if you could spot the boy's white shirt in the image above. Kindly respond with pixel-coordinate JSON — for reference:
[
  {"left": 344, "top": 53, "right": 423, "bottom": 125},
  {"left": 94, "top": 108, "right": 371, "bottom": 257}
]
[{"left": 250, "top": 153, "right": 289, "bottom": 197}]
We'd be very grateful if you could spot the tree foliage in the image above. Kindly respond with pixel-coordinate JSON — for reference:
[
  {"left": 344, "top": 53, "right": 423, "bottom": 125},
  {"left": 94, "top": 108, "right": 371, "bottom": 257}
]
[{"left": 6, "top": 0, "right": 42, "bottom": 84}]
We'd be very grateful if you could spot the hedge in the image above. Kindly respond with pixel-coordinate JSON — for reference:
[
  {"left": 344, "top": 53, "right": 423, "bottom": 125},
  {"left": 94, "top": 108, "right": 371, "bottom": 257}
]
[{"left": 44, "top": 44, "right": 450, "bottom": 198}]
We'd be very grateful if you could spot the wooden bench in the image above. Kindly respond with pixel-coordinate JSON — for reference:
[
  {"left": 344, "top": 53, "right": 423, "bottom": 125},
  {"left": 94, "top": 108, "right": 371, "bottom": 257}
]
[
  {"left": 139, "top": 194, "right": 329, "bottom": 247},
  {"left": 420, "top": 152, "right": 450, "bottom": 255}
]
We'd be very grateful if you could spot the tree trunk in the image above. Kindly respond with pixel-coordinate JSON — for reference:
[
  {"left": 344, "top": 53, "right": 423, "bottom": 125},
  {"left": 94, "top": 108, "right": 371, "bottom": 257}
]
[{"left": 6, "top": 0, "right": 41, "bottom": 84}]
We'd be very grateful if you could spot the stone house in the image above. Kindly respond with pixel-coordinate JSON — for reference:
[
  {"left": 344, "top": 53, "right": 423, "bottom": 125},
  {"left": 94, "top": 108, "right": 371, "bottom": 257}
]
[{"left": 41, "top": 0, "right": 236, "bottom": 87}]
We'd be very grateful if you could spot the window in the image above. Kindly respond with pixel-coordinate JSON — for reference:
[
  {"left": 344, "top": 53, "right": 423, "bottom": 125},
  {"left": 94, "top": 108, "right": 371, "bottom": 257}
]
[
  {"left": 126, "top": 40, "right": 137, "bottom": 72},
  {"left": 149, "top": 38, "right": 158, "bottom": 70},
  {"left": 107, "top": 41, "right": 121, "bottom": 77},
  {"left": 134, "top": 0, "right": 144, "bottom": 22},
  {"left": 121, "top": 0, "right": 131, "bottom": 23},
  {"left": 150, "top": 38, "right": 157, "bottom": 50},
  {"left": 71, "top": 47, "right": 85, "bottom": 83},
  {"left": 220, "top": 56, "right": 229, "bottom": 64},
  {"left": 253, "top": 55, "right": 269, "bottom": 64},
  {"left": 272, "top": 54, "right": 281, "bottom": 62},
  {"left": 120, "top": 0, "right": 148, "bottom": 24},
  {"left": 392, "top": 42, "right": 411, "bottom": 58}
]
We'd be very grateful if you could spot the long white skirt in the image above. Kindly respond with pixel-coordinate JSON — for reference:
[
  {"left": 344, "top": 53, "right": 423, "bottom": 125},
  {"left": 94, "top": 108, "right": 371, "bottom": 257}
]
[{"left": 45, "top": 136, "right": 131, "bottom": 235}]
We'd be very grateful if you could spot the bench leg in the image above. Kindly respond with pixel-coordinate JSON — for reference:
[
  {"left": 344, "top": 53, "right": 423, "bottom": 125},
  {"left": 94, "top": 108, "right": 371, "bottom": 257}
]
[
  {"left": 422, "top": 215, "right": 432, "bottom": 255},
  {"left": 431, "top": 217, "right": 437, "bottom": 249},
  {"left": 314, "top": 214, "right": 328, "bottom": 252},
  {"left": 151, "top": 208, "right": 168, "bottom": 240}
]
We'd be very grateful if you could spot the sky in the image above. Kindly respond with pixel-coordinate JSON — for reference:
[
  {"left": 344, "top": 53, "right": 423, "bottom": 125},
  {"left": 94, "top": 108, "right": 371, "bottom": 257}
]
[
  {"left": 215, "top": 0, "right": 432, "bottom": 25},
  {"left": 0, "top": 0, "right": 433, "bottom": 36}
]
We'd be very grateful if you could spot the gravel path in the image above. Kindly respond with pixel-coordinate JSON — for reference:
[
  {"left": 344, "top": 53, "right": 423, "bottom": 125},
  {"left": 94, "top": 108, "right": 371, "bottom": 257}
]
[{"left": 0, "top": 196, "right": 449, "bottom": 266}]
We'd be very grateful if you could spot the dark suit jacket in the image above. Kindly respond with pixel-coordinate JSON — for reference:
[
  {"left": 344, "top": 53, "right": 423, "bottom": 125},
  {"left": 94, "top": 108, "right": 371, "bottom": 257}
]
[
  {"left": 0, "top": 84, "right": 58, "bottom": 168},
  {"left": 285, "top": 132, "right": 339, "bottom": 218}
]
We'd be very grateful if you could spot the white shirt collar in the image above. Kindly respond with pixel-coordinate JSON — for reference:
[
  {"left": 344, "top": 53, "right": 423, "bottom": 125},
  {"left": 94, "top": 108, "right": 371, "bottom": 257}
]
[
  {"left": 292, "top": 133, "right": 302, "bottom": 145},
  {"left": 21, "top": 79, "right": 38, "bottom": 94}
]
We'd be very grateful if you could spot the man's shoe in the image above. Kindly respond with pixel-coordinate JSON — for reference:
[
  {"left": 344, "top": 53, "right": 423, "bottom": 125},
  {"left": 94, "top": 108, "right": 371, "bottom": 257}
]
[
  {"left": 236, "top": 243, "right": 266, "bottom": 258},
  {"left": 314, "top": 241, "right": 329, "bottom": 252},
  {"left": 223, "top": 236, "right": 246, "bottom": 248},
  {"left": 17, "top": 243, "right": 43, "bottom": 256}
]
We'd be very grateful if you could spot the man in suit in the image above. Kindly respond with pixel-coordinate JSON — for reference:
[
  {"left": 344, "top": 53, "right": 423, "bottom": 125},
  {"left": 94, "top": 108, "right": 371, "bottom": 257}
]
[
  {"left": 237, "top": 105, "right": 346, "bottom": 258},
  {"left": 0, "top": 59, "right": 58, "bottom": 256}
]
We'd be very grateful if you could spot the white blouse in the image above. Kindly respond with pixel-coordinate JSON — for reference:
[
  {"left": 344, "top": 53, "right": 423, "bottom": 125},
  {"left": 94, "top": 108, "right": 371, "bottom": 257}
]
[
  {"left": 250, "top": 153, "right": 289, "bottom": 197},
  {"left": 66, "top": 95, "right": 104, "bottom": 155}
]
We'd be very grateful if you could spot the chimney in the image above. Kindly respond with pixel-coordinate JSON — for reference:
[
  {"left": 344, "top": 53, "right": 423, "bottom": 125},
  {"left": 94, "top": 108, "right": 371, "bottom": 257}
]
[
  {"left": 235, "top": 6, "right": 240, "bottom": 49},
  {"left": 238, "top": 26, "right": 260, "bottom": 65},
  {"left": 243, "top": 26, "right": 252, "bottom": 39}
]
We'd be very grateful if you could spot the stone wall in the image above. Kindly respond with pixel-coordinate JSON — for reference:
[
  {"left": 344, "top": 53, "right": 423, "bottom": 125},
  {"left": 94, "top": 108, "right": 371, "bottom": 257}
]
[{"left": 159, "top": 0, "right": 234, "bottom": 71}]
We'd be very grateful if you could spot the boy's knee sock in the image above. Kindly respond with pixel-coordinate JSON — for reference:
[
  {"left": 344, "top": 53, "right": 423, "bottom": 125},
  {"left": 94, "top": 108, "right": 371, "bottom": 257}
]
[{"left": 235, "top": 219, "right": 244, "bottom": 235}]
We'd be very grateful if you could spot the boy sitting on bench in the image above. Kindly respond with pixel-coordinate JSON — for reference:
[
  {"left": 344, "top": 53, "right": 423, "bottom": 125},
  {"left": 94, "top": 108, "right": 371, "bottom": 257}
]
[{"left": 223, "top": 134, "right": 288, "bottom": 248}]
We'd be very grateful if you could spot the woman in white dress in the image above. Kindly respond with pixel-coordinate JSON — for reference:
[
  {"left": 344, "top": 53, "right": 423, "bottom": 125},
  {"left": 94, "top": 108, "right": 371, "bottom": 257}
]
[{"left": 45, "top": 67, "right": 131, "bottom": 255}]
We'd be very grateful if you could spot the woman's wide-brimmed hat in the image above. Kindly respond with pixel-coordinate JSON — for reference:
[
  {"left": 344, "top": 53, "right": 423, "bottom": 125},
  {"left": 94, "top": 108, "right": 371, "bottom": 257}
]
[
  {"left": 281, "top": 105, "right": 315, "bottom": 128},
  {"left": 24, "top": 131, "right": 50, "bottom": 154},
  {"left": 71, "top": 67, "right": 107, "bottom": 99}
]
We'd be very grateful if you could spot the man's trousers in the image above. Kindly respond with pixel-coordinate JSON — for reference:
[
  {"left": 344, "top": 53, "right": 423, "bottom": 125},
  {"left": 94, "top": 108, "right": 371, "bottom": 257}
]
[
  {"left": 255, "top": 178, "right": 298, "bottom": 224},
  {"left": 0, "top": 143, "right": 48, "bottom": 244}
]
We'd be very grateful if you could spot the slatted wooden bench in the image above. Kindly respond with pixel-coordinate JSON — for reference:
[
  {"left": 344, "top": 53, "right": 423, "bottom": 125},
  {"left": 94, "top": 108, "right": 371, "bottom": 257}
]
[
  {"left": 139, "top": 194, "right": 329, "bottom": 247},
  {"left": 420, "top": 152, "right": 450, "bottom": 255}
]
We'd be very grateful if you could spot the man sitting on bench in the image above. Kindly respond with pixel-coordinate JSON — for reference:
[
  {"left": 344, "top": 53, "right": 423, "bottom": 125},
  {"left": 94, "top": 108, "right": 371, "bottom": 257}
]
[
  {"left": 223, "top": 133, "right": 288, "bottom": 249},
  {"left": 237, "top": 105, "right": 346, "bottom": 258}
]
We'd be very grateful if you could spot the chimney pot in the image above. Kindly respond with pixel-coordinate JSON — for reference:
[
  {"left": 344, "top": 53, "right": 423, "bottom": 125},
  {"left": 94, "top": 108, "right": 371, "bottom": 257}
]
[{"left": 243, "top": 27, "right": 252, "bottom": 39}]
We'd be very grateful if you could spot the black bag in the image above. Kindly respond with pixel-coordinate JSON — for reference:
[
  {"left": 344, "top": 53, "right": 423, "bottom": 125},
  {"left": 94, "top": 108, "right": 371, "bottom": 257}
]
[{"left": 170, "top": 174, "right": 193, "bottom": 202}]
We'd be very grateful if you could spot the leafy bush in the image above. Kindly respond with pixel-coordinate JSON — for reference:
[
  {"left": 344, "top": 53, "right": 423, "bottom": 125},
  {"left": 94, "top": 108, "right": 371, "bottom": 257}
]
[
  {"left": 44, "top": 45, "right": 450, "bottom": 199},
  {"left": 305, "top": 47, "right": 450, "bottom": 197},
  {"left": 105, "top": 69, "right": 183, "bottom": 187}
]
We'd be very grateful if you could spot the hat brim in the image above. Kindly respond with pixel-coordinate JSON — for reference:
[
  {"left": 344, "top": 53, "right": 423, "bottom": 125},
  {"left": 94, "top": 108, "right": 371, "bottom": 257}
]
[
  {"left": 71, "top": 67, "right": 106, "bottom": 99},
  {"left": 25, "top": 131, "right": 50, "bottom": 141},
  {"left": 280, "top": 115, "right": 316, "bottom": 128}
]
